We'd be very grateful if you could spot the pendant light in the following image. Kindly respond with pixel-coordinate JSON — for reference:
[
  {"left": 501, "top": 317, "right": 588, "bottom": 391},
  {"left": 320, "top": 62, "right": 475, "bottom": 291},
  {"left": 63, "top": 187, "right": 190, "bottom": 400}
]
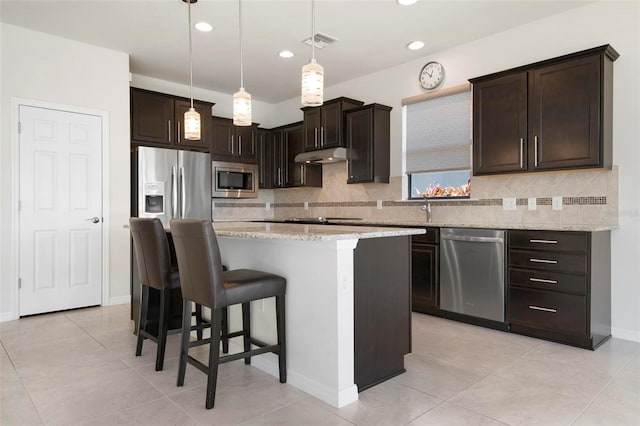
[
  {"left": 301, "top": 0, "right": 324, "bottom": 106},
  {"left": 233, "top": 0, "right": 252, "bottom": 126},
  {"left": 183, "top": 0, "right": 201, "bottom": 140}
]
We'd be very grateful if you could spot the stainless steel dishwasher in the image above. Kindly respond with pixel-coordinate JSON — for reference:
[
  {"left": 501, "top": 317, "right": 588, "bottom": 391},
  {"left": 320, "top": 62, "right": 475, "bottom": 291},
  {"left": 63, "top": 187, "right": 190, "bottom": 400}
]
[{"left": 440, "top": 228, "right": 505, "bottom": 323}]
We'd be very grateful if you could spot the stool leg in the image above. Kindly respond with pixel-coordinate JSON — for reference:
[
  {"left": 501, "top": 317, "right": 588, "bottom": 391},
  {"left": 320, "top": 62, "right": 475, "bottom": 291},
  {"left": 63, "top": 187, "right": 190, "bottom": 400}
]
[
  {"left": 177, "top": 299, "right": 192, "bottom": 387},
  {"left": 221, "top": 307, "right": 229, "bottom": 354},
  {"left": 242, "top": 302, "right": 251, "bottom": 365},
  {"left": 195, "top": 304, "right": 203, "bottom": 341},
  {"left": 155, "top": 288, "right": 170, "bottom": 371},
  {"left": 136, "top": 285, "right": 149, "bottom": 357},
  {"left": 206, "top": 307, "right": 222, "bottom": 409},
  {"left": 276, "top": 295, "right": 287, "bottom": 383}
]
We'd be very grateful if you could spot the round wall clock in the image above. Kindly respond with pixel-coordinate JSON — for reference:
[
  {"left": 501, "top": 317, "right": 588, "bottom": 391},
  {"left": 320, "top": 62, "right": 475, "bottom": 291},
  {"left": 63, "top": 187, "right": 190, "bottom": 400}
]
[{"left": 419, "top": 61, "right": 445, "bottom": 90}]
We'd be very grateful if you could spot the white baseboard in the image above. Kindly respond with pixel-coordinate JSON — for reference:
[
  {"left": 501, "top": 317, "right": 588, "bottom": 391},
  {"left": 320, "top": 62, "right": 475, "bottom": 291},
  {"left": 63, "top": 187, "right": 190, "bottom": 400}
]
[
  {"left": 612, "top": 326, "right": 640, "bottom": 343},
  {"left": 105, "top": 295, "right": 130, "bottom": 306},
  {"left": 229, "top": 342, "right": 358, "bottom": 408},
  {"left": 0, "top": 311, "right": 17, "bottom": 322}
]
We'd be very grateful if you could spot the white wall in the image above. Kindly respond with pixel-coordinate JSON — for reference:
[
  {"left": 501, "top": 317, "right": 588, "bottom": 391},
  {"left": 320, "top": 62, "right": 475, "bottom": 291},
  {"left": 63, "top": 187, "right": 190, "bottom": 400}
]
[
  {"left": 0, "top": 24, "right": 131, "bottom": 319},
  {"left": 272, "top": 1, "right": 640, "bottom": 340}
]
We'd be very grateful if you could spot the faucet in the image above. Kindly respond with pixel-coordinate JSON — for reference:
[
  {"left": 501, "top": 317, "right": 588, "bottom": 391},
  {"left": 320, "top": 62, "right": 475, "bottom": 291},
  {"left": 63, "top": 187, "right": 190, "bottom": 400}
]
[{"left": 421, "top": 202, "right": 432, "bottom": 223}]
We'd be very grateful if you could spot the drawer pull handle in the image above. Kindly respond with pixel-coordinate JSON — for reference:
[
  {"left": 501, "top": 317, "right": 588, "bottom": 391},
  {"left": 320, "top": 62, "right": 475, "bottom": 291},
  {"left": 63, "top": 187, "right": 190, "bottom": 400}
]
[
  {"left": 529, "top": 258, "right": 558, "bottom": 264},
  {"left": 529, "top": 305, "right": 557, "bottom": 313},
  {"left": 529, "top": 239, "right": 558, "bottom": 244},
  {"left": 529, "top": 277, "right": 558, "bottom": 284}
]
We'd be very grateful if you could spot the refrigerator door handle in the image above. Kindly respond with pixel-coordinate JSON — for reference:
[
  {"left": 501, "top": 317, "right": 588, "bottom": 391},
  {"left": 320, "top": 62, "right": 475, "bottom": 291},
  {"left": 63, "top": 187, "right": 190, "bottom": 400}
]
[
  {"left": 171, "top": 166, "right": 178, "bottom": 219},
  {"left": 180, "top": 166, "right": 186, "bottom": 219}
]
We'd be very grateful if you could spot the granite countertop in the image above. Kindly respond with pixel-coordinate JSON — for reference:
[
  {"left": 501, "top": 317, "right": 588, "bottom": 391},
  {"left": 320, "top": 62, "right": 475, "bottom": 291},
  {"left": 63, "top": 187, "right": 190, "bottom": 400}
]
[
  {"left": 213, "top": 221, "right": 426, "bottom": 241},
  {"left": 317, "top": 220, "right": 617, "bottom": 232}
]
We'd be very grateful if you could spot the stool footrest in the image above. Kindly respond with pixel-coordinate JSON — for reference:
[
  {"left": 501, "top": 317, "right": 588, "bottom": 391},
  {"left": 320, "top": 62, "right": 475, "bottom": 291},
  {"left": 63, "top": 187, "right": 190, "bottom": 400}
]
[{"left": 219, "top": 344, "right": 280, "bottom": 364}]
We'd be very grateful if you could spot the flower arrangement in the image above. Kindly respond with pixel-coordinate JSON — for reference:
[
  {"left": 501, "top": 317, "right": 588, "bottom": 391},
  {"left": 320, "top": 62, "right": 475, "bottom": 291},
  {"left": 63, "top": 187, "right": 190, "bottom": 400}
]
[{"left": 422, "top": 180, "right": 470, "bottom": 198}]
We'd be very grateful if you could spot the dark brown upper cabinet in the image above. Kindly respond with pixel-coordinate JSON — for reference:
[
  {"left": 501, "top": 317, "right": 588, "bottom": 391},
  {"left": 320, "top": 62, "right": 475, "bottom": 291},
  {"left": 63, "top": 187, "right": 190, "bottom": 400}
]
[
  {"left": 211, "top": 117, "right": 258, "bottom": 163},
  {"left": 471, "top": 45, "right": 618, "bottom": 176},
  {"left": 130, "top": 88, "right": 213, "bottom": 152},
  {"left": 302, "top": 97, "right": 363, "bottom": 151},
  {"left": 345, "top": 103, "right": 392, "bottom": 184}
]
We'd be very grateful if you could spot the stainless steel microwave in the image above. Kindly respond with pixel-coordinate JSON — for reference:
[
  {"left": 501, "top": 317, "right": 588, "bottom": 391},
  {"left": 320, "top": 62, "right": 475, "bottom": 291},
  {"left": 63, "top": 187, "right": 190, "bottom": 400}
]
[{"left": 211, "top": 161, "right": 258, "bottom": 198}]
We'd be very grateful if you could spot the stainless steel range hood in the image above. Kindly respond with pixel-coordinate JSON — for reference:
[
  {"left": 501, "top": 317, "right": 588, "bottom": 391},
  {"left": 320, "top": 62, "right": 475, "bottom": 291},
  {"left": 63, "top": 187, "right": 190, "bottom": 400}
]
[{"left": 294, "top": 147, "right": 347, "bottom": 164}]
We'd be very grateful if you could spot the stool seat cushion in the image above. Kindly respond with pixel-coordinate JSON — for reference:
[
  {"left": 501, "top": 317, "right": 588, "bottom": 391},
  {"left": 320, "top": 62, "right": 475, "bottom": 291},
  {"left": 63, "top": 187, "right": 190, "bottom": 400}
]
[{"left": 223, "top": 269, "right": 286, "bottom": 306}]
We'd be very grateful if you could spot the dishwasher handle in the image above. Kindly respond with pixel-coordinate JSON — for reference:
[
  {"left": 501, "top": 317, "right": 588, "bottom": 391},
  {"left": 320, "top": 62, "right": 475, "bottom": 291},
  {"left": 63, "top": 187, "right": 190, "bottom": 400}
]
[{"left": 441, "top": 235, "right": 505, "bottom": 244}]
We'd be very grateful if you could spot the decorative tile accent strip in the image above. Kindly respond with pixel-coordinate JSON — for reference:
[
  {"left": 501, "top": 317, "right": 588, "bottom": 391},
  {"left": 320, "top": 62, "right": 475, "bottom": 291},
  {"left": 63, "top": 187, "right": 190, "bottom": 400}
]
[
  {"left": 213, "top": 202, "right": 266, "bottom": 208},
  {"left": 216, "top": 196, "right": 607, "bottom": 209}
]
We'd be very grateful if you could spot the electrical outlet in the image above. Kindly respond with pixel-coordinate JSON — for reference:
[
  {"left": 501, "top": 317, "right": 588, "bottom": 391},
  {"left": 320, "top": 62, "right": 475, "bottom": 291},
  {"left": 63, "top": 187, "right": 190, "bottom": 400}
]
[
  {"left": 528, "top": 198, "right": 537, "bottom": 210},
  {"left": 503, "top": 197, "right": 517, "bottom": 211},
  {"left": 304, "top": 201, "right": 309, "bottom": 210},
  {"left": 377, "top": 200, "right": 383, "bottom": 210},
  {"left": 552, "top": 196, "right": 563, "bottom": 210}
]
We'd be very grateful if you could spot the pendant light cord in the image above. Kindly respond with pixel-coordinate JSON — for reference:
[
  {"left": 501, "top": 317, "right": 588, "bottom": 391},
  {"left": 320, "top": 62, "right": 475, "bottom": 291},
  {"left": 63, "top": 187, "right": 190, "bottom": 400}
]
[
  {"left": 311, "top": 0, "right": 315, "bottom": 61},
  {"left": 188, "top": 0, "right": 194, "bottom": 108},
  {"left": 239, "top": 0, "right": 244, "bottom": 89}
]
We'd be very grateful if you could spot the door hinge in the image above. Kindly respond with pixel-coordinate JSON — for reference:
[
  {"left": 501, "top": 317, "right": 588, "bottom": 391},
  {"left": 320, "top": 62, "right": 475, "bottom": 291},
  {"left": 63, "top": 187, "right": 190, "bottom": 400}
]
[
  {"left": 18, "top": 121, "right": 21, "bottom": 134},
  {"left": 18, "top": 278, "right": 22, "bottom": 289}
]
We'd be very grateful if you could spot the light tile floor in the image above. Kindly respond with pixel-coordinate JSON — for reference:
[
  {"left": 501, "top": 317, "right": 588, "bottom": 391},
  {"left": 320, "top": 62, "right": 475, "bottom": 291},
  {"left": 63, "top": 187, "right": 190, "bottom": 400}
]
[{"left": 1, "top": 304, "right": 639, "bottom": 425}]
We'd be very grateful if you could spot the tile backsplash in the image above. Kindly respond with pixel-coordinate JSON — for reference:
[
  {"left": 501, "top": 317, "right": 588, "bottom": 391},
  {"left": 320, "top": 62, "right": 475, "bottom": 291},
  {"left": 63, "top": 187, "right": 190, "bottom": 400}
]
[{"left": 213, "top": 162, "right": 618, "bottom": 228}]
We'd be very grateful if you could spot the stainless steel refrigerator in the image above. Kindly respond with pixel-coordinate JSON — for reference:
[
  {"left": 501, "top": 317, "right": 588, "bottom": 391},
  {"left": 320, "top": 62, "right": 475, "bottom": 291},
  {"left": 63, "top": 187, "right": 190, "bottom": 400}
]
[
  {"left": 131, "top": 146, "right": 211, "bottom": 325},
  {"left": 135, "top": 146, "right": 211, "bottom": 224}
]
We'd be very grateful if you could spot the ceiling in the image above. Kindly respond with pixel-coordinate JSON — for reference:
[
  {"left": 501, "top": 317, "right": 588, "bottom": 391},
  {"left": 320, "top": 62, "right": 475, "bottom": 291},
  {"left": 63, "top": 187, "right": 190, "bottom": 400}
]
[{"left": 0, "top": 0, "right": 591, "bottom": 103}]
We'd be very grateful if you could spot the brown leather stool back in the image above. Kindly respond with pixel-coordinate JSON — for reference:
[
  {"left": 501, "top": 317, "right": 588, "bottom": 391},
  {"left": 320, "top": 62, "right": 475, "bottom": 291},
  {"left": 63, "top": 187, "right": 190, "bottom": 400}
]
[{"left": 129, "top": 217, "right": 173, "bottom": 291}]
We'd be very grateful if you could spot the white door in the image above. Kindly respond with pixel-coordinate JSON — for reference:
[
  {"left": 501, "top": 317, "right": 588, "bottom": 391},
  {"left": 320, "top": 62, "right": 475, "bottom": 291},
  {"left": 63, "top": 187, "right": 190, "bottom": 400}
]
[{"left": 19, "top": 105, "right": 103, "bottom": 316}]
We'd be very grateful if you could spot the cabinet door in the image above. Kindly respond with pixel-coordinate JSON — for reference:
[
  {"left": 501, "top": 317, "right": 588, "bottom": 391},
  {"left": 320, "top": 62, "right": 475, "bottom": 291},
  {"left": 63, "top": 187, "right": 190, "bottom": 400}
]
[
  {"left": 285, "top": 125, "right": 304, "bottom": 187},
  {"left": 211, "top": 117, "right": 234, "bottom": 158},
  {"left": 236, "top": 125, "right": 257, "bottom": 161},
  {"left": 174, "top": 100, "right": 211, "bottom": 151},
  {"left": 411, "top": 242, "right": 440, "bottom": 315},
  {"left": 271, "top": 131, "right": 286, "bottom": 188},
  {"left": 131, "top": 89, "right": 174, "bottom": 146},
  {"left": 256, "top": 129, "right": 272, "bottom": 189},
  {"left": 472, "top": 72, "right": 528, "bottom": 175},
  {"left": 320, "top": 102, "right": 342, "bottom": 148},
  {"left": 303, "top": 108, "right": 321, "bottom": 151},
  {"left": 529, "top": 55, "right": 601, "bottom": 170},
  {"left": 346, "top": 107, "right": 373, "bottom": 183}
]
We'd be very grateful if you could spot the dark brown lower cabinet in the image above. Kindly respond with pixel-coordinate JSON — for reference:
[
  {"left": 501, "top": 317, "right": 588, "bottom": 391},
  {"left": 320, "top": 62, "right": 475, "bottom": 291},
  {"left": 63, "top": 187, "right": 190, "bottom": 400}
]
[
  {"left": 411, "top": 228, "right": 442, "bottom": 316},
  {"left": 507, "top": 230, "right": 611, "bottom": 349},
  {"left": 354, "top": 236, "right": 411, "bottom": 391}
]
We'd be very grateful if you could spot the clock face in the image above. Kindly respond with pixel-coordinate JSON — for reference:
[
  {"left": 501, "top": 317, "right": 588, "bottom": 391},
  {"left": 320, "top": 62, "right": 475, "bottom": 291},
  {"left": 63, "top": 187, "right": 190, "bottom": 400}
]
[{"left": 419, "top": 61, "right": 445, "bottom": 90}]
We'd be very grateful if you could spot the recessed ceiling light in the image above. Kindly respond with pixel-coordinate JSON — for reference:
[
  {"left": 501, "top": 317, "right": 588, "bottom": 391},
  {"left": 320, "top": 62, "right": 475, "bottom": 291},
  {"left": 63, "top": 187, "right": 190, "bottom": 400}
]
[
  {"left": 397, "top": 0, "right": 418, "bottom": 5},
  {"left": 407, "top": 41, "right": 425, "bottom": 50},
  {"left": 279, "top": 50, "right": 294, "bottom": 58},
  {"left": 195, "top": 22, "right": 213, "bottom": 32}
]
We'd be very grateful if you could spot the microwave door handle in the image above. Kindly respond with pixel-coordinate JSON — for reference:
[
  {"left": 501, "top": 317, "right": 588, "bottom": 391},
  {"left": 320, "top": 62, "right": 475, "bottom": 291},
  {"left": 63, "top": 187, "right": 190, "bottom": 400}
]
[
  {"left": 171, "top": 166, "right": 178, "bottom": 219},
  {"left": 180, "top": 167, "right": 186, "bottom": 219}
]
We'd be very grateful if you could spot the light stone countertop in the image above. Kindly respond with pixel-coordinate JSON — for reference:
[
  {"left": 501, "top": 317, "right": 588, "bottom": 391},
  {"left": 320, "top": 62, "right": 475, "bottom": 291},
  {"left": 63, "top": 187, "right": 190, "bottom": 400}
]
[
  {"left": 308, "top": 220, "right": 617, "bottom": 232},
  {"left": 212, "top": 221, "right": 426, "bottom": 241}
]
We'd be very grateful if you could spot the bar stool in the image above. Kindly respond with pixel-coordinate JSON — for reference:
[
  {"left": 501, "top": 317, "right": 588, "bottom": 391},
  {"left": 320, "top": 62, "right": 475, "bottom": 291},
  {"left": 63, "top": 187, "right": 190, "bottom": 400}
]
[
  {"left": 129, "top": 217, "right": 205, "bottom": 371},
  {"left": 170, "top": 219, "right": 287, "bottom": 409}
]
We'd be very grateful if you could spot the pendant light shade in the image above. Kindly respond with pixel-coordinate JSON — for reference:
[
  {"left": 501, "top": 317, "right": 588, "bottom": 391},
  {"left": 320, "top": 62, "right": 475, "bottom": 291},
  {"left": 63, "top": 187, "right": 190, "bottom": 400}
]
[
  {"left": 233, "top": 88, "right": 252, "bottom": 126},
  {"left": 184, "top": 107, "right": 201, "bottom": 139},
  {"left": 301, "top": 58, "right": 324, "bottom": 107},
  {"left": 301, "top": 0, "right": 323, "bottom": 106},
  {"left": 233, "top": 0, "right": 252, "bottom": 126},
  {"left": 183, "top": 0, "right": 201, "bottom": 140}
]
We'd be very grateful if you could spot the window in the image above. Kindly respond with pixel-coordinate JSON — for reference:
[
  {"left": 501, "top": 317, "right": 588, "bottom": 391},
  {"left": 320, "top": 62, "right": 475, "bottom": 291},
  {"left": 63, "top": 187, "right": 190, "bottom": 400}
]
[{"left": 404, "top": 84, "right": 471, "bottom": 199}]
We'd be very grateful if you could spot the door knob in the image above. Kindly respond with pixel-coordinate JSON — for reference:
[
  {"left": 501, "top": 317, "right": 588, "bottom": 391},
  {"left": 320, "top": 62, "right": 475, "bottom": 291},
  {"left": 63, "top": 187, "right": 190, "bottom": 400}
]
[{"left": 85, "top": 217, "right": 100, "bottom": 224}]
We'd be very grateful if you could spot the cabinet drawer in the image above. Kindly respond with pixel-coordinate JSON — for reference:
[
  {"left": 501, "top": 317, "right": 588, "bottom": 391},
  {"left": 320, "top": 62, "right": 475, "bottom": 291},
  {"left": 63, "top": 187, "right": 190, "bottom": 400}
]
[
  {"left": 412, "top": 227, "right": 439, "bottom": 245},
  {"left": 509, "top": 230, "right": 587, "bottom": 253},
  {"left": 508, "top": 287, "right": 587, "bottom": 336},
  {"left": 509, "top": 268, "right": 586, "bottom": 295},
  {"left": 509, "top": 249, "right": 586, "bottom": 274}
]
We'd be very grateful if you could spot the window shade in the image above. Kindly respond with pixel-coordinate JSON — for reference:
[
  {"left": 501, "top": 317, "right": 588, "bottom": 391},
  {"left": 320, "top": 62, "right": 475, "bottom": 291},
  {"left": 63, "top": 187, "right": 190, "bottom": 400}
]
[{"left": 405, "top": 89, "right": 471, "bottom": 174}]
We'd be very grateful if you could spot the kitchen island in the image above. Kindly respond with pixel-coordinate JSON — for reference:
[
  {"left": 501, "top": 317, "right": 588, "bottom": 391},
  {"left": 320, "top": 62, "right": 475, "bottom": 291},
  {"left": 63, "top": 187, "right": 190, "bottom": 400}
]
[{"left": 212, "top": 221, "right": 425, "bottom": 408}]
